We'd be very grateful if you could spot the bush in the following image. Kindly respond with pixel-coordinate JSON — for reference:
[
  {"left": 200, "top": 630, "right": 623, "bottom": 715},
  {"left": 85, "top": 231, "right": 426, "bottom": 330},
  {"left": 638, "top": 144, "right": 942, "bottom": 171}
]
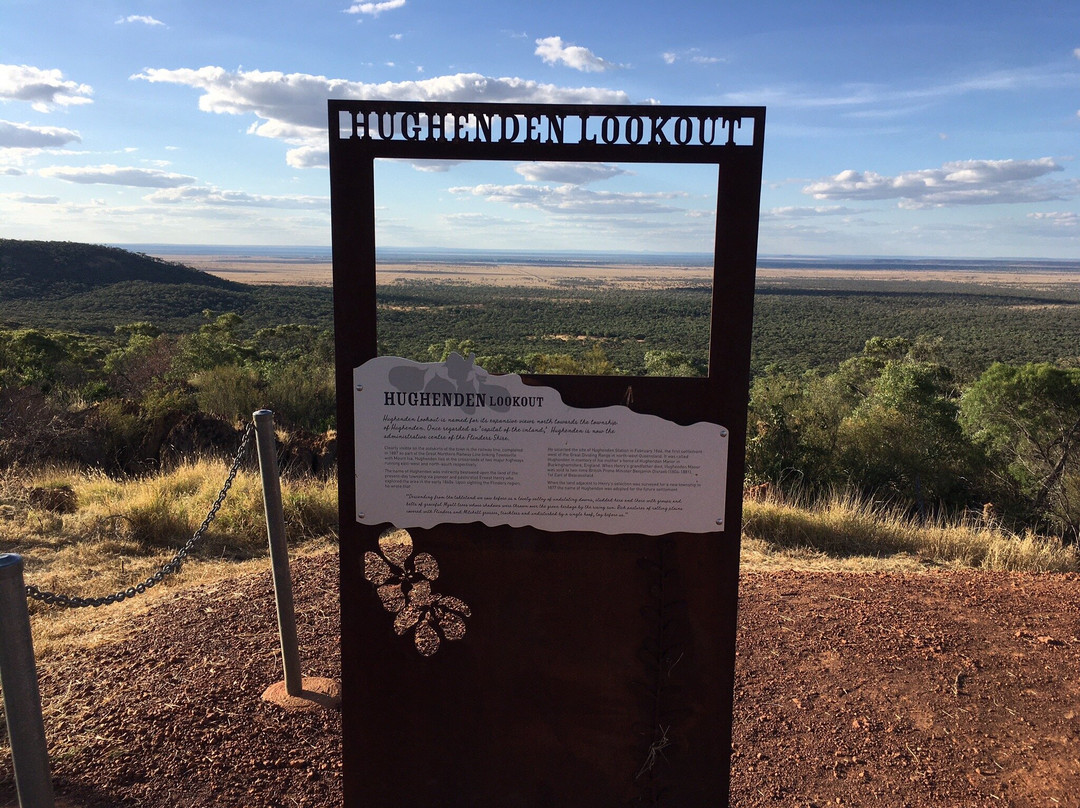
[
  {"left": 263, "top": 360, "right": 335, "bottom": 432},
  {"left": 190, "top": 365, "right": 262, "bottom": 425}
]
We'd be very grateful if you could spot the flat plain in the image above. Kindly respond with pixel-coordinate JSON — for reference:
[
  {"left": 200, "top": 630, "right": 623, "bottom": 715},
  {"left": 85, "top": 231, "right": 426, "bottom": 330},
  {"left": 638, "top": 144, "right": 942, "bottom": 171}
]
[
  {"left": 147, "top": 250, "right": 1080, "bottom": 379},
  {"left": 155, "top": 250, "right": 1080, "bottom": 290}
]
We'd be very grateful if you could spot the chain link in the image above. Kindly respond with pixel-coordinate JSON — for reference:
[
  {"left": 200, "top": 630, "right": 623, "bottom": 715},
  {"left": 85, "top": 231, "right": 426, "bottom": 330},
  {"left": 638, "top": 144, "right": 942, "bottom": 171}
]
[{"left": 25, "top": 422, "right": 257, "bottom": 609}]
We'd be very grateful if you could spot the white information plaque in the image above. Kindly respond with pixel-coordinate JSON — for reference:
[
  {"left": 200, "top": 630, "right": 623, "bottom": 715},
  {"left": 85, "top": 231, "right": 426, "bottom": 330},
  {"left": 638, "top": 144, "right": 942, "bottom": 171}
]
[{"left": 354, "top": 354, "right": 728, "bottom": 536}]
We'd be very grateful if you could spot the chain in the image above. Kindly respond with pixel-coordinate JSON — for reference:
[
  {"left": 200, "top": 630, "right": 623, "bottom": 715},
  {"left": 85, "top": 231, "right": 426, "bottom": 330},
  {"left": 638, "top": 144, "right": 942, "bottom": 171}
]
[{"left": 25, "top": 422, "right": 257, "bottom": 609}]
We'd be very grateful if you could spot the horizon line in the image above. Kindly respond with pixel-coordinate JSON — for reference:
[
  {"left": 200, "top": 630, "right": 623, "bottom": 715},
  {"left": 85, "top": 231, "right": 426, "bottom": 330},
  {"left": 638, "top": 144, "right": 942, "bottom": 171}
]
[{"left": 104, "top": 243, "right": 1080, "bottom": 265}]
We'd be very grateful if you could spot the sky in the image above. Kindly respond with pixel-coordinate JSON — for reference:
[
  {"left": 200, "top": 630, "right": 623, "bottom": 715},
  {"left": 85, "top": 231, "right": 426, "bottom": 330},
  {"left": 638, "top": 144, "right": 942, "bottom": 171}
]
[{"left": 2, "top": 0, "right": 1080, "bottom": 258}]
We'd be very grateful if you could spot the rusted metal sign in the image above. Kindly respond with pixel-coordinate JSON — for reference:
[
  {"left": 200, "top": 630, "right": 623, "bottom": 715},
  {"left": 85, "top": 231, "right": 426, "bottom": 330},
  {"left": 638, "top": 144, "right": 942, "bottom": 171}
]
[{"left": 329, "top": 99, "right": 764, "bottom": 807}]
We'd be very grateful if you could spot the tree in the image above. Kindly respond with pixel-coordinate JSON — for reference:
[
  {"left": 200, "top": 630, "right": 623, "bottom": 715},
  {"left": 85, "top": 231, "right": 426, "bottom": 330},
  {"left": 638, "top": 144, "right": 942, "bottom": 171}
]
[
  {"left": 580, "top": 344, "right": 614, "bottom": 375},
  {"left": 0, "top": 327, "right": 104, "bottom": 395},
  {"left": 104, "top": 322, "right": 176, "bottom": 398},
  {"left": 746, "top": 337, "right": 976, "bottom": 512},
  {"left": 644, "top": 349, "right": 702, "bottom": 377},
  {"left": 960, "top": 362, "right": 1080, "bottom": 538},
  {"left": 745, "top": 368, "right": 811, "bottom": 486},
  {"left": 0, "top": 329, "right": 71, "bottom": 386},
  {"left": 251, "top": 324, "right": 333, "bottom": 366},
  {"left": 427, "top": 339, "right": 478, "bottom": 363},
  {"left": 837, "top": 358, "right": 970, "bottom": 511},
  {"left": 177, "top": 311, "right": 249, "bottom": 373}
]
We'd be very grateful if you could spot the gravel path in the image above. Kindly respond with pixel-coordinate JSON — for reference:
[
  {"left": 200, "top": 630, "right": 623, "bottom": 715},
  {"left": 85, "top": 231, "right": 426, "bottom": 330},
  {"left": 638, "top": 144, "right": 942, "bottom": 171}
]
[{"left": 2, "top": 555, "right": 1077, "bottom": 807}]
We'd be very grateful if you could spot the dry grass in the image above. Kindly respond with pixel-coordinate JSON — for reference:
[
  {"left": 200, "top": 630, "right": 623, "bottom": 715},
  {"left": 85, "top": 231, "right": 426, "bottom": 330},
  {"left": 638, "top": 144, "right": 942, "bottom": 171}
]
[
  {"left": 741, "top": 489, "right": 1079, "bottom": 574},
  {"left": 0, "top": 461, "right": 338, "bottom": 658},
  {"left": 5, "top": 462, "right": 1078, "bottom": 659}
]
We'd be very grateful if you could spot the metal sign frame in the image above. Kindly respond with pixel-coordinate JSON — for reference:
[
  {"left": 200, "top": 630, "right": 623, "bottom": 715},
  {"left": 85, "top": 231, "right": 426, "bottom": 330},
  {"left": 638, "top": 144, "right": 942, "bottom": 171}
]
[{"left": 329, "top": 100, "right": 764, "bottom": 807}]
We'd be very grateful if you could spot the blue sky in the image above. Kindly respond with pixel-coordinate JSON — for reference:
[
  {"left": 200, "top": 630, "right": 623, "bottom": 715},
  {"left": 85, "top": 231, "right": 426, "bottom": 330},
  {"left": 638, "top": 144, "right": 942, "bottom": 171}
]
[{"left": 2, "top": 0, "right": 1080, "bottom": 257}]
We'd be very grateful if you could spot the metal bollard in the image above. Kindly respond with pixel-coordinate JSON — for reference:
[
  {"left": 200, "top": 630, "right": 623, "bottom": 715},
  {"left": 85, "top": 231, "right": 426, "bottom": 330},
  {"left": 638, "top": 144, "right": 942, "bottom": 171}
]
[
  {"left": 0, "top": 554, "right": 55, "bottom": 808},
  {"left": 252, "top": 410, "right": 304, "bottom": 697}
]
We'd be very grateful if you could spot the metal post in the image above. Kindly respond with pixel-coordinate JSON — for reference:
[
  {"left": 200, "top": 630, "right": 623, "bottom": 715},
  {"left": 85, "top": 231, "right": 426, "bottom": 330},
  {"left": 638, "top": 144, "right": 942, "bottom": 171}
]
[
  {"left": 252, "top": 410, "right": 304, "bottom": 696},
  {"left": 0, "top": 554, "right": 55, "bottom": 808}
]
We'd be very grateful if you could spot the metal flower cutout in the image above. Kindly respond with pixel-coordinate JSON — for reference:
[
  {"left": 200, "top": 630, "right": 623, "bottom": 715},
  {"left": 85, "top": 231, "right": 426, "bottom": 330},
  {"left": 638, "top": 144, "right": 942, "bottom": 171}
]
[{"left": 364, "top": 528, "right": 471, "bottom": 656}]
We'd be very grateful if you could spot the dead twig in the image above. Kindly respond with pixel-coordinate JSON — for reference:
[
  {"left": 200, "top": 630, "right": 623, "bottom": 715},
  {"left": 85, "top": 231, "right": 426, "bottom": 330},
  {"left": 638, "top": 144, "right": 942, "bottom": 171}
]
[{"left": 636, "top": 725, "right": 671, "bottom": 779}]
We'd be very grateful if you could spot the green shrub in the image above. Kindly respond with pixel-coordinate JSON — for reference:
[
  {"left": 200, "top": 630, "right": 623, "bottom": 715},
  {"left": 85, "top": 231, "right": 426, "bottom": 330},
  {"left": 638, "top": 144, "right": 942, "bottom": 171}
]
[
  {"left": 190, "top": 365, "right": 262, "bottom": 425},
  {"left": 263, "top": 361, "right": 335, "bottom": 432}
]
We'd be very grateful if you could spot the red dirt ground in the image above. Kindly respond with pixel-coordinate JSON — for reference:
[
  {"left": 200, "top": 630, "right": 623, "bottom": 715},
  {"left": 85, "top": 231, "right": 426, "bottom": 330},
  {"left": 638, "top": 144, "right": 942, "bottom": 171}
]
[{"left": 1, "top": 555, "right": 1077, "bottom": 807}]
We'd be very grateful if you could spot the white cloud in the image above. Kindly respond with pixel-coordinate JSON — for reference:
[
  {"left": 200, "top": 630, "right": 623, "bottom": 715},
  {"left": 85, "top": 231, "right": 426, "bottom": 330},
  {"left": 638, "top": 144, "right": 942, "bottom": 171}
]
[
  {"left": 450, "top": 183, "right": 686, "bottom": 216},
  {"left": 116, "top": 15, "right": 165, "bottom": 26},
  {"left": 763, "top": 205, "right": 858, "bottom": 219},
  {"left": 514, "top": 162, "right": 627, "bottom": 184},
  {"left": 0, "top": 64, "right": 93, "bottom": 112},
  {"left": 406, "top": 160, "right": 464, "bottom": 173},
  {"left": 144, "top": 185, "right": 326, "bottom": 208},
  {"left": 1028, "top": 211, "right": 1079, "bottom": 227},
  {"left": 441, "top": 212, "right": 523, "bottom": 228},
  {"left": 134, "top": 67, "right": 630, "bottom": 127},
  {"left": 285, "top": 144, "right": 329, "bottom": 169},
  {"left": 38, "top": 164, "right": 196, "bottom": 188},
  {"left": 1, "top": 192, "right": 60, "bottom": 204},
  {"left": 804, "top": 158, "right": 1075, "bottom": 208},
  {"left": 0, "top": 119, "right": 81, "bottom": 148},
  {"left": 131, "top": 66, "right": 632, "bottom": 168},
  {"left": 0, "top": 193, "right": 332, "bottom": 244},
  {"left": 534, "top": 37, "right": 616, "bottom": 73},
  {"left": 663, "top": 48, "right": 723, "bottom": 66},
  {"left": 2, "top": 167, "right": 26, "bottom": 176},
  {"left": 344, "top": 0, "right": 405, "bottom": 16}
]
